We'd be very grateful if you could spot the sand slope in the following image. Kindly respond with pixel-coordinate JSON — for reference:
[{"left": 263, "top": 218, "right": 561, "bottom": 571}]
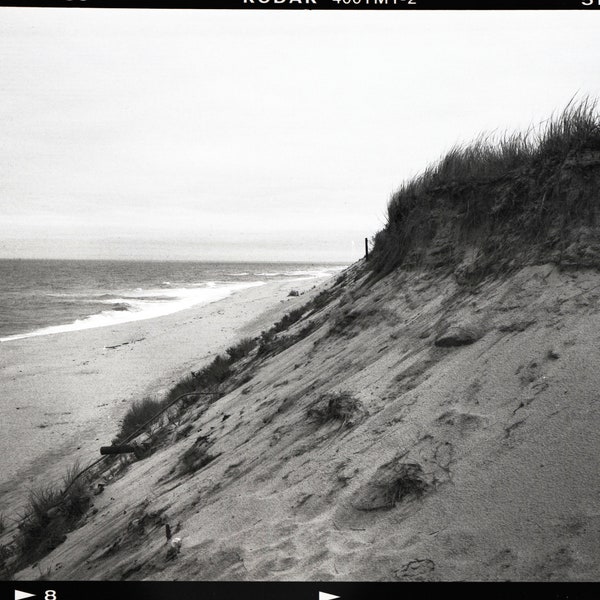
[
  {"left": 12, "top": 262, "right": 600, "bottom": 581},
  {"left": 0, "top": 277, "right": 321, "bottom": 519}
]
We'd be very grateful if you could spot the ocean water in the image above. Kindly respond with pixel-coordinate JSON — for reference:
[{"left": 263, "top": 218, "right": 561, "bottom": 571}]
[{"left": 0, "top": 259, "right": 346, "bottom": 342}]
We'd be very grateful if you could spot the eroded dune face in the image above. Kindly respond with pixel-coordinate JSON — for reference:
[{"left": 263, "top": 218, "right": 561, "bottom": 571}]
[{"left": 15, "top": 258, "right": 600, "bottom": 582}]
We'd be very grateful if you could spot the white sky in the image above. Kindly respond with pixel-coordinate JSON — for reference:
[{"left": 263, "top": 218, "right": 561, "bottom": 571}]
[{"left": 1, "top": 8, "right": 600, "bottom": 262}]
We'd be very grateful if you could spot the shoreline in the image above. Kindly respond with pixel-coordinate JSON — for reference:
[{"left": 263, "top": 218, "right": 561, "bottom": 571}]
[
  {"left": 0, "top": 274, "right": 329, "bottom": 516},
  {"left": 0, "top": 280, "right": 266, "bottom": 343}
]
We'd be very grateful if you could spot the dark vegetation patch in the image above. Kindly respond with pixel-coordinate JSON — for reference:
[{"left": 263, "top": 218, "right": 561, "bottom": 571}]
[
  {"left": 371, "top": 99, "right": 600, "bottom": 279},
  {"left": 192, "top": 355, "right": 232, "bottom": 389},
  {"left": 225, "top": 337, "right": 257, "bottom": 362},
  {"left": 115, "top": 346, "right": 250, "bottom": 442},
  {"left": 307, "top": 391, "right": 367, "bottom": 428},
  {"left": 272, "top": 307, "right": 305, "bottom": 333},
  {"left": 2, "top": 463, "right": 92, "bottom": 576},
  {"left": 352, "top": 461, "right": 429, "bottom": 511},
  {"left": 164, "top": 375, "right": 198, "bottom": 407},
  {"left": 180, "top": 436, "right": 217, "bottom": 475},
  {"left": 118, "top": 397, "right": 165, "bottom": 442}
]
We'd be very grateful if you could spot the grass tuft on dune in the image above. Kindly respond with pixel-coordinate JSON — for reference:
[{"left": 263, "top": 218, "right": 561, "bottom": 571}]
[{"left": 372, "top": 97, "right": 600, "bottom": 277}]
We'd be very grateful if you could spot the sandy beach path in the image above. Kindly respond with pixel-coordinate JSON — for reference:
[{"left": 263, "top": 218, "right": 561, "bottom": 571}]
[{"left": 0, "top": 275, "right": 325, "bottom": 516}]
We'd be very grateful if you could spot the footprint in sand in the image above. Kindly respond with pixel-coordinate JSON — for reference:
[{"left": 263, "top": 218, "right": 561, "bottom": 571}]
[
  {"left": 533, "top": 546, "right": 575, "bottom": 580},
  {"left": 485, "top": 548, "right": 516, "bottom": 575},
  {"left": 434, "top": 409, "right": 487, "bottom": 436},
  {"left": 394, "top": 558, "right": 436, "bottom": 581}
]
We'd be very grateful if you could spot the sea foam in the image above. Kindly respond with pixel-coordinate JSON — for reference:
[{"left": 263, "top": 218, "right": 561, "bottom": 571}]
[{"left": 0, "top": 281, "right": 264, "bottom": 342}]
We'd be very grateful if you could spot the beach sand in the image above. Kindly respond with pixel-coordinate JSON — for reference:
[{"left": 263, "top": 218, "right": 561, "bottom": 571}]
[{"left": 0, "top": 275, "right": 324, "bottom": 516}]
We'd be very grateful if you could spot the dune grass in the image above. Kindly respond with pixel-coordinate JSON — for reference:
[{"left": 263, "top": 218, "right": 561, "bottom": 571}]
[
  {"left": 193, "top": 355, "right": 232, "bottom": 387},
  {"left": 15, "top": 462, "right": 91, "bottom": 568},
  {"left": 273, "top": 307, "right": 305, "bottom": 333},
  {"left": 372, "top": 97, "right": 600, "bottom": 275},
  {"left": 225, "top": 337, "right": 257, "bottom": 362},
  {"left": 164, "top": 374, "right": 198, "bottom": 406},
  {"left": 118, "top": 396, "right": 165, "bottom": 442},
  {"left": 114, "top": 340, "right": 259, "bottom": 444}
]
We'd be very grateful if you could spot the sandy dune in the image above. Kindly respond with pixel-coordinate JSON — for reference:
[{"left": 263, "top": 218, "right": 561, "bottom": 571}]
[{"left": 9, "top": 260, "right": 600, "bottom": 581}]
